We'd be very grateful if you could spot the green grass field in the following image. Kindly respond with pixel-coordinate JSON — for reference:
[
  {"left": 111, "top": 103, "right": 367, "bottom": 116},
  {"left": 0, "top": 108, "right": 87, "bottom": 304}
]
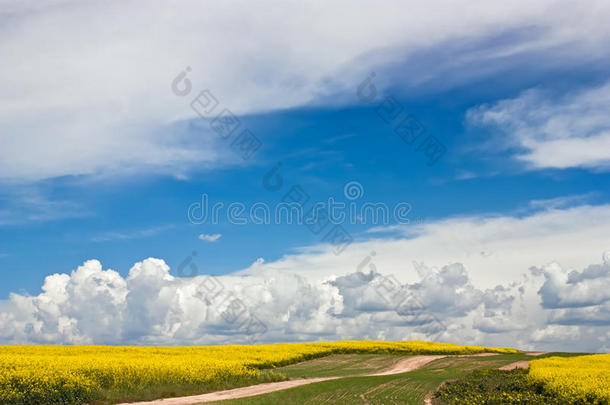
[
  {"left": 276, "top": 353, "right": 405, "bottom": 378},
  {"left": 206, "top": 353, "right": 534, "bottom": 405}
]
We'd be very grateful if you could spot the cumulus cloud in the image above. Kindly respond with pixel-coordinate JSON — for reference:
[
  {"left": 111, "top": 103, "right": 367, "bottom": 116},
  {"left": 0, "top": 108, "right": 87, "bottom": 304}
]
[
  {"left": 549, "top": 303, "right": 610, "bottom": 326},
  {"left": 530, "top": 325, "right": 581, "bottom": 343},
  {"left": 0, "top": 260, "right": 127, "bottom": 344},
  {"left": 532, "top": 255, "right": 610, "bottom": 309},
  {"left": 1, "top": 202, "right": 609, "bottom": 350},
  {"left": 1, "top": 251, "right": 608, "bottom": 352},
  {"left": 0, "top": 258, "right": 343, "bottom": 345},
  {"left": 3, "top": 0, "right": 610, "bottom": 181},
  {"left": 198, "top": 233, "right": 222, "bottom": 243},
  {"left": 466, "top": 81, "right": 610, "bottom": 170}
]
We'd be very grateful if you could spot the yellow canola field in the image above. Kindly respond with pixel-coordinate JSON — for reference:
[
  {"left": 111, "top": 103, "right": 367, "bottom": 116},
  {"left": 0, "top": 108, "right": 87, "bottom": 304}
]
[
  {"left": 0, "top": 340, "right": 518, "bottom": 404},
  {"left": 529, "top": 354, "right": 610, "bottom": 404}
]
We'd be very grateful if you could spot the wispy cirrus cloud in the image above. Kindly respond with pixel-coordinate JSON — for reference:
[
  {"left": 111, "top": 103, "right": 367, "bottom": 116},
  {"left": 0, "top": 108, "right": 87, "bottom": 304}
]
[
  {"left": 90, "top": 225, "right": 174, "bottom": 242},
  {"left": 466, "top": 81, "right": 610, "bottom": 171},
  {"left": 0, "top": 188, "right": 91, "bottom": 226},
  {"left": 528, "top": 194, "right": 596, "bottom": 211}
]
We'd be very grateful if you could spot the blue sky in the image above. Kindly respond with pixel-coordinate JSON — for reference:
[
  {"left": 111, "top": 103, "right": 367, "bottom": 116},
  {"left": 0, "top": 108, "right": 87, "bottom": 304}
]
[{"left": 1, "top": 0, "right": 610, "bottom": 351}]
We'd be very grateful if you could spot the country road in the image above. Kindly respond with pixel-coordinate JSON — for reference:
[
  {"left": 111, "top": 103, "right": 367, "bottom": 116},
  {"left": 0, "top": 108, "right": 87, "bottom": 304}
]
[{"left": 118, "top": 353, "right": 509, "bottom": 405}]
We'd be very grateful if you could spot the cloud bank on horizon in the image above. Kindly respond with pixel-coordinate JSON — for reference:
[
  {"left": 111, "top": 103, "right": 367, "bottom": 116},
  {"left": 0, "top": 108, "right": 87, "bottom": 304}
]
[
  {"left": 1, "top": 204, "right": 609, "bottom": 352},
  {"left": 1, "top": 251, "right": 608, "bottom": 352}
]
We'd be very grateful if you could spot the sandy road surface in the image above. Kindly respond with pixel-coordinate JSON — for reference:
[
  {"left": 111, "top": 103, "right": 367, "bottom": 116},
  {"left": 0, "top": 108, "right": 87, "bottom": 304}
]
[
  {"left": 499, "top": 360, "right": 530, "bottom": 370},
  {"left": 366, "top": 355, "right": 447, "bottom": 376},
  {"left": 498, "top": 352, "right": 545, "bottom": 371},
  {"left": 118, "top": 377, "right": 341, "bottom": 405},
  {"left": 118, "top": 353, "right": 503, "bottom": 405}
]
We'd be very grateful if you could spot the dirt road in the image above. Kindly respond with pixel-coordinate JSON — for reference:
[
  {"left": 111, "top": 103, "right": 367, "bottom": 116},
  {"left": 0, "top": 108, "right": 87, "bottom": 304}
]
[
  {"left": 499, "top": 352, "right": 545, "bottom": 371},
  {"left": 499, "top": 360, "right": 530, "bottom": 370},
  {"left": 366, "top": 355, "right": 447, "bottom": 376},
  {"left": 118, "top": 353, "right": 505, "bottom": 405},
  {"left": 119, "top": 377, "right": 340, "bottom": 405},
  {"left": 500, "top": 352, "right": 546, "bottom": 370},
  {"left": 119, "top": 354, "right": 454, "bottom": 405}
]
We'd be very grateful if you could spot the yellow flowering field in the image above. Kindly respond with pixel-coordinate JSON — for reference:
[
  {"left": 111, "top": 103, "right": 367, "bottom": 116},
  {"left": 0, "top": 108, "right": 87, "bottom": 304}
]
[
  {"left": 0, "top": 340, "right": 518, "bottom": 404},
  {"left": 529, "top": 354, "right": 610, "bottom": 404}
]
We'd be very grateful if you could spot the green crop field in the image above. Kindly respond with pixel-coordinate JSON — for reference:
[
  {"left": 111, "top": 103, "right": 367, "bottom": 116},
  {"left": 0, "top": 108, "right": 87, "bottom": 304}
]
[{"left": 206, "top": 353, "right": 536, "bottom": 405}]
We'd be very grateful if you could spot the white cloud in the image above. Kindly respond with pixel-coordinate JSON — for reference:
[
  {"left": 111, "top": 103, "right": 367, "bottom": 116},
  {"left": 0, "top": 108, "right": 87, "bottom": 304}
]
[
  {"left": 466, "top": 81, "right": 610, "bottom": 170},
  {"left": 0, "top": 258, "right": 344, "bottom": 345},
  {"left": 91, "top": 225, "right": 174, "bottom": 242},
  {"left": 549, "top": 303, "right": 610, "bottom": 326},
  {"left": 1, "top": 241, "right": 609, "bottom": 351},
  {"left": 0, "top": 260, "right": 127, "bottom": 344},
  {"left": 528, "top": 194, "right": 594, "bottom": 210},
  {"left": 530, "top": 325, "right": 581, "bottom": 343},
  {"left": 1, "top": 203, "right": 608, "bottom": 350},
  {"left": 239, "top": 203, "right": 610, "bottom": 289},
  {"left": 198, "top": 233, "right": 222, "bottom": 243},
  {"left": 3, "top": 0, "right": 610, "bottom": 181},
  {"left": 532, "top": 258, "right": 610, "bottom": 309}
]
